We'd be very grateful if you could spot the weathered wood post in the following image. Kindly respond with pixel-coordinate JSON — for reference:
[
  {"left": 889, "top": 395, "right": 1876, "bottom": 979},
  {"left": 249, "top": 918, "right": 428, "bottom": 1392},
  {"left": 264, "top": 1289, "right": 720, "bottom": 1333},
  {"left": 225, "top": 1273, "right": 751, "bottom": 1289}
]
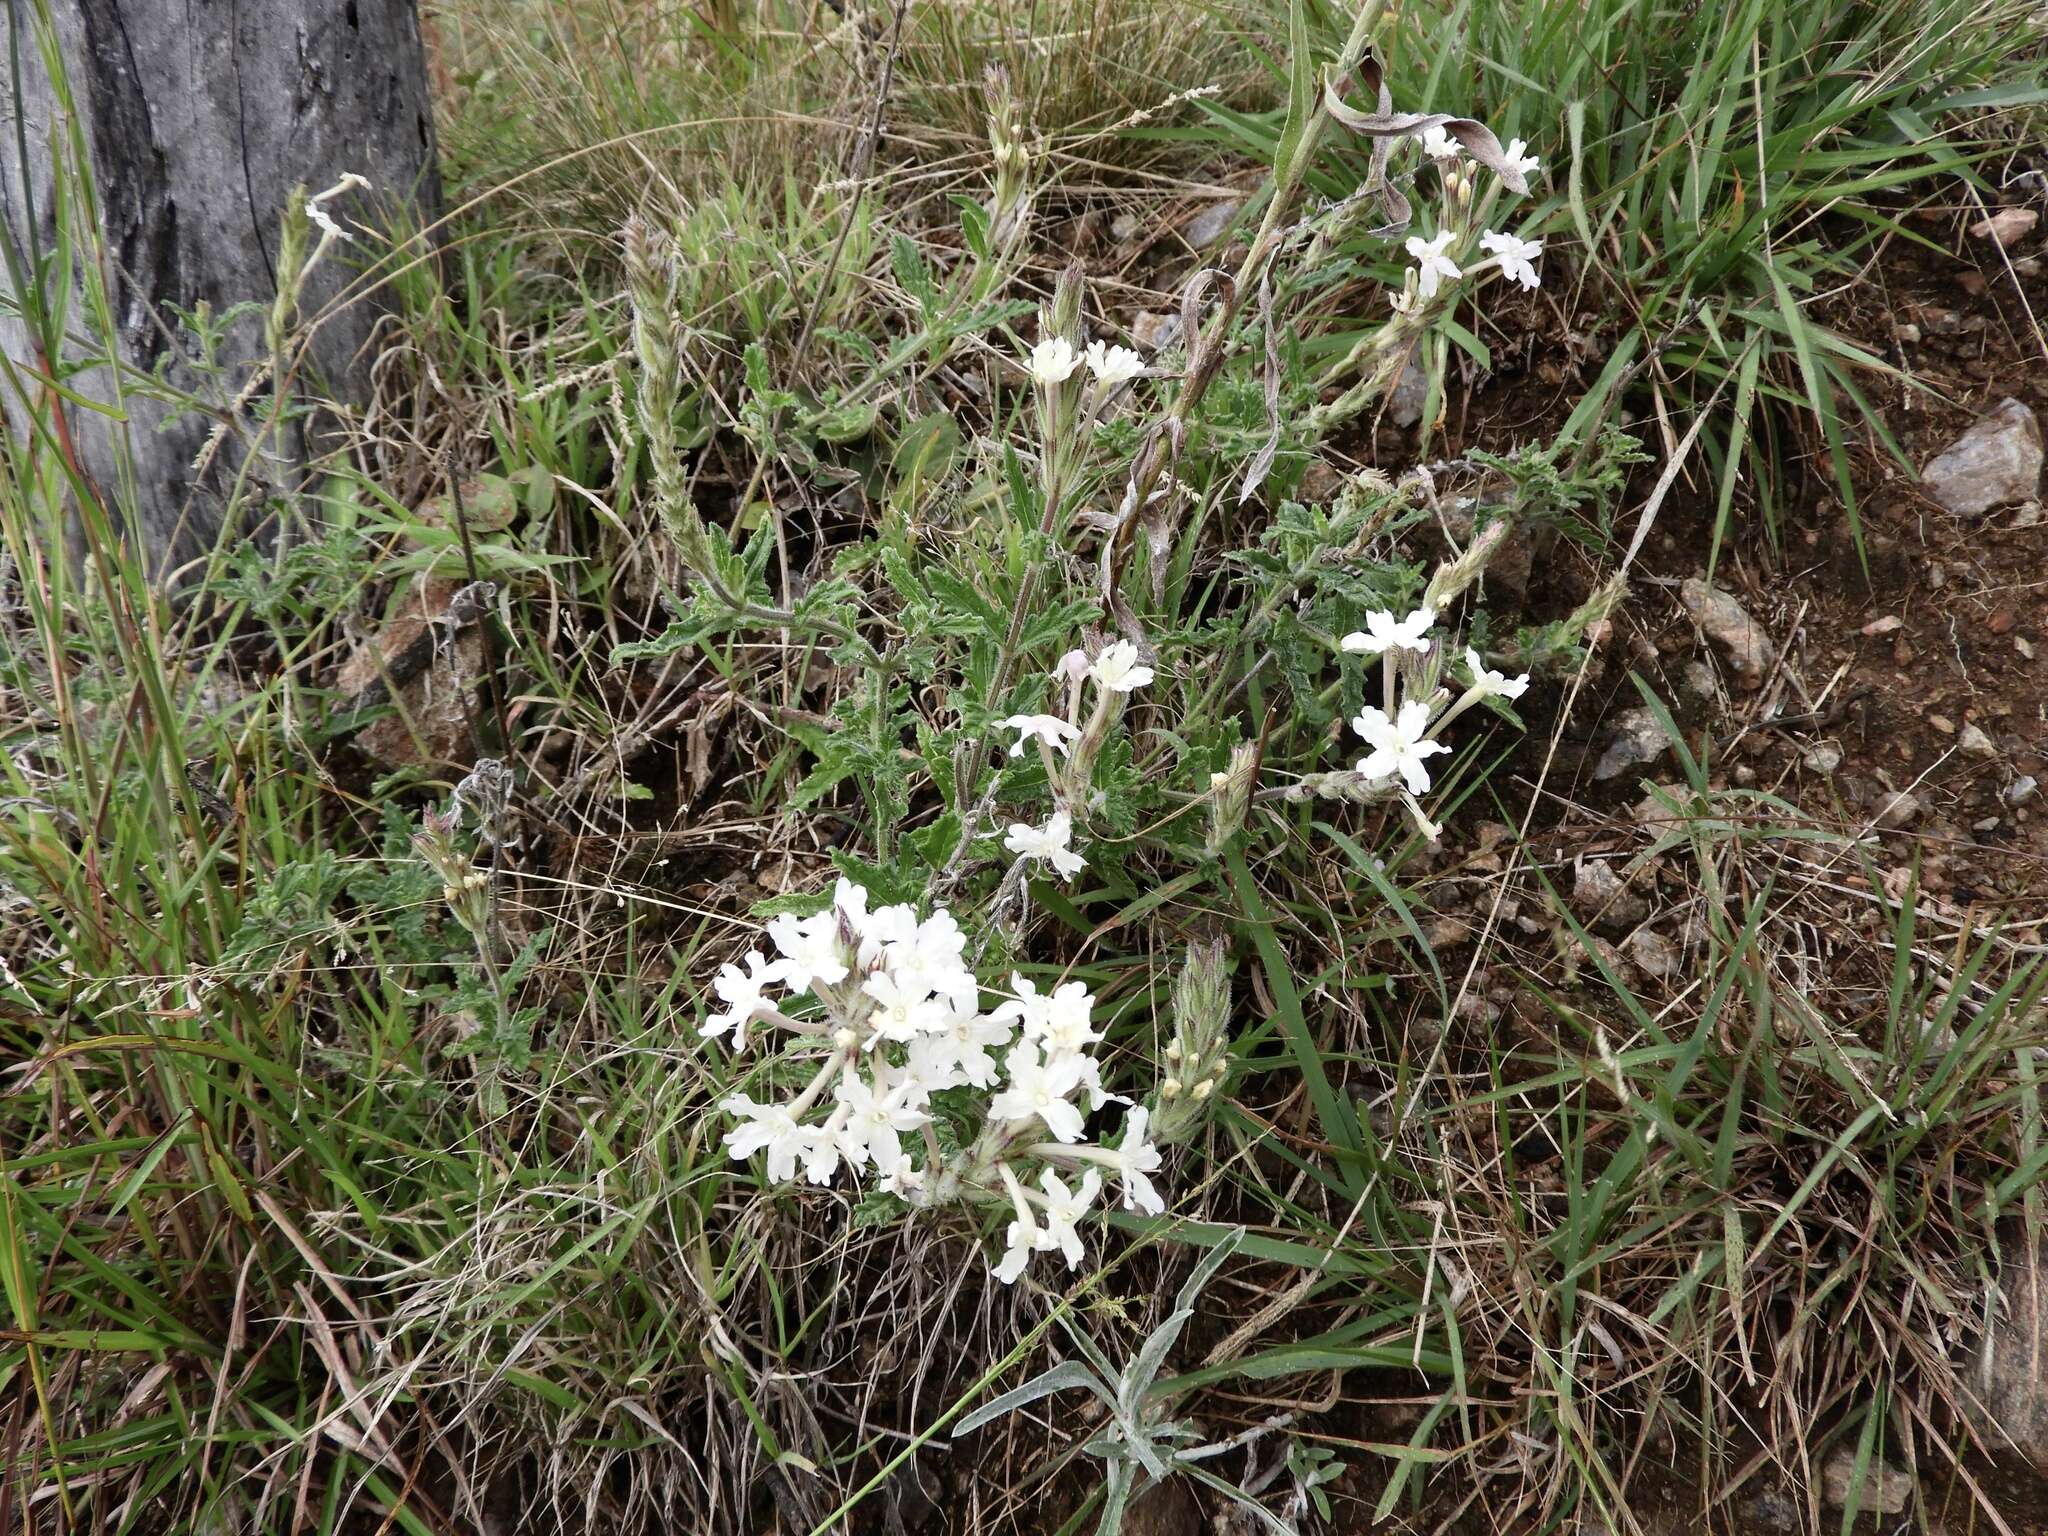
[{"left": 0, "top": 0, "right": 441, "bottom": 575}]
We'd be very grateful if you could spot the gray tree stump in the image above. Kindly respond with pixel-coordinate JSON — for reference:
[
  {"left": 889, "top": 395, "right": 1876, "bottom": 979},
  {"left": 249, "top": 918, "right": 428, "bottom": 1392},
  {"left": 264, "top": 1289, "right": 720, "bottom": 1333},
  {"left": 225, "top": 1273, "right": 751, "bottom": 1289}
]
[{"left": 0, "top": 0, "right": 441, "bottom": 576}]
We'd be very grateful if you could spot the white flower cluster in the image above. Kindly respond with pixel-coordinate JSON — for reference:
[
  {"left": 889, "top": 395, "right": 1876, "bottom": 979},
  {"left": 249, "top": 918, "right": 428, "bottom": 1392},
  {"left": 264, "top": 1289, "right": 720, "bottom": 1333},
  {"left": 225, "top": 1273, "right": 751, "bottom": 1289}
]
[
  {"left": 995, "top": 638, "right": 1157, "bottom": 885},
  {"left": 708, "top": 878, "right": 1164, "bottom": 1284},
  {"left": 1394, "top": 134, "right": 1544, "bottom": 312},
  {"left": 1340, "top": 607, "right": 1529, "bottom": 837},
  {"left": 1028, "top": 335, "right": 1145, "bottom": 389}
]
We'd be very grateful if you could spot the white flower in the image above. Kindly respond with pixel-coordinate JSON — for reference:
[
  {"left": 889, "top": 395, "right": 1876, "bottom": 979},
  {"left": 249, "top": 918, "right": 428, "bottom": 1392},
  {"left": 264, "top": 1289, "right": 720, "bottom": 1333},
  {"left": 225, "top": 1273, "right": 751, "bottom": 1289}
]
[
  {"left": 1464, "top": 647, "right": 1530, "bottom": 700},
  {"left": 721, "top": 1094, "right": 811, "bottom": 1183},
  {"left": 1084, "top": 340, "right": 1144, "bottom": 387},
  {"left": 305, "top": 200, "right": 348, "bottom": 241},
  {"left": 991, "top": 1042, "right": 1088, "bottom": 1142},
  {"left": 1353, "top": 699, "right": 1450, "bottom": 796},
  {"left": 797, "top": 1118, "right": 844, "bottom": 1185},
  {"left": 765, "top": 910, "right": 849, "bottom": 995},
  {"left": 1053, "top": 648, "right": 1093, "bottom": 685},
  {"left": 1340, "top": 607, "right": 1436, "bottom": 656},
  {"left": 1087, "top": 639, "right": 1155, "bottom": 693},
  {"left": 1106, "top": 1106, "right": 1165, "bottom": 1214},
  {"left": 1479, "top": 229, "right": 1543, "bottom": 291},
  {"left": 910, "top": 1005, "right": 1012, "bottom": 1090},
  {"left": 700, "top": 950, "right": 784, "bottom": 1048},
  {"left": 883, "top": 1161, "right": 928, "bottom": 1201},
  {"left": 1036, "top": 1168, "right": 1101, "bottom": 1268},
  {"left": 1503, "top": 138, "right": 1541, "bottom": 179},
  {"left": 1420, "top": 124, "right": 1462, "bottom": 161},
  {"left": 1003, "top": 811, "right": 1086, "bottom": 880},
  {"left": 995, "top": 1207, "right": 1040, "bottom": 1284},
  {"left": 998, "top": 713, "right": 1081, "bottom": 758},
  {"left": 1029, "top": 981, "right": 1101, "bottom": 1056},
  {"left": 1028, "top": 336, "right": 1080, "bottom": 385},
  {"left": 833, "top": 1073, "right": 929, "bottom": 1175},
  {"left": 1404, "top": 231, "right": 1462, "bottom": 301},
  {"left": 862, "top": 971, "right": 949, "bottom": 1044}
]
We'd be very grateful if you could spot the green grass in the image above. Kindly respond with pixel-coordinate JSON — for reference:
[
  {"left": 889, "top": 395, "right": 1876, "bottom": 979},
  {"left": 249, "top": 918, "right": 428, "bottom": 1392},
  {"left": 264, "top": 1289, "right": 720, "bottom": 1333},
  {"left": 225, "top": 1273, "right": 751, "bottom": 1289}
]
[
  {"left": 1191, "top": 0, "right": 2048, "bottom": 566},
  {"left": 6, "top": 0, "right": 2048, "bottom": 1531}
]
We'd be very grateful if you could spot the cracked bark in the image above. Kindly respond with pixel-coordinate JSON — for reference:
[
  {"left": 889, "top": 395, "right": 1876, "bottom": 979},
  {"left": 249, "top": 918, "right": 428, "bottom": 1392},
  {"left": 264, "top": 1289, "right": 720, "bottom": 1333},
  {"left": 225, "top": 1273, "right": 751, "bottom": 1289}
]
[{"left": 0, "top": 0, "right": 440, "bottom": 574}]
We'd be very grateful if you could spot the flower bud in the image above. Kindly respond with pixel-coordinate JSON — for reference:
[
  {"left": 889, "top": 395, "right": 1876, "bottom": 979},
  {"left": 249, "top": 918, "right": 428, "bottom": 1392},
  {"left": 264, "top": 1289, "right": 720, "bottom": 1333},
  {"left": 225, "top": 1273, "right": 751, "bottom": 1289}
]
[
  {"left": 1151, "top": 938, "right": 1231, "bottom": 1144},
  {"left": 1204, "top": 739, "right": 1260, "bottom": 858}
]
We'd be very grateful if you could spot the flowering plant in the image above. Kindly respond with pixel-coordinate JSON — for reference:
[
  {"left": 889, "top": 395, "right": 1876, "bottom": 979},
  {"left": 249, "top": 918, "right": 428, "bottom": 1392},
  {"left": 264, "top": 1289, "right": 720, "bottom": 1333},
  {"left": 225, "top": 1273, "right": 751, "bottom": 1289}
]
[{"left": 710, "top": 878, "right": 1164, "bottom": 1285}]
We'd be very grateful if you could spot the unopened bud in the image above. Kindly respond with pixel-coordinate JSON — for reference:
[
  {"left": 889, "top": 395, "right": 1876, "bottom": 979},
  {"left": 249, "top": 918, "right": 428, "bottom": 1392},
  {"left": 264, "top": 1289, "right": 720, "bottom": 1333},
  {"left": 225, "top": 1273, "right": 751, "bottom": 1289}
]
[
  {"left": 1204, "top": 740, "right": 1259, "bottom": 858},
  {"left": 833, "top": 1027, "right": 858, "bottom": 1051},
  {"left": 1160, "top": 1079, "right": 1183, "bottom": 1100},
  {"left": 1192, "top": 1079, "right": 1214, "bottom": 1101},
  {"left": 1424, "top": 516, "right": 1512, "bottom": 612}
]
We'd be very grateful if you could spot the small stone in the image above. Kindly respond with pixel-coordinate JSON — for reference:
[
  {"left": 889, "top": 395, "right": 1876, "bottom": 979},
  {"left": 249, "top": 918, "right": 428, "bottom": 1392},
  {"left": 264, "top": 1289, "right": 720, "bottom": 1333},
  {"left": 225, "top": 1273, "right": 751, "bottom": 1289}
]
[
  {"left": 1183, "top": 197, "right": 1244, "bottom": 249},
  {"left": 2020, "top": 256, "right": 2045, "bottom": 278},
  {"left": 1425, "top": 916, "right": 1474, "bottom": 948},
  {"left": 1892, "top": 321, "right": 1922, "bottom": 345},
  {"left": 1959, "top": 723, "right": 1998, "bottom": 758},
  {"left": 2008, "top": 775, "right": 2039, "bottom": 806},
  {"left": 2015, "top": 500, "right": 2044, "bottom": 528},
  {"left": 1920, "top": 397, "right": 2045, "bottom": 516},
  {"left": 1109, "top": 212, "right": 1142, "bottom": 242},
  {"left": 1572, "top": 857, "right": 1648, "bottom": 929},
  {"left": 1388, "top": 358, "right": 1429, "bottom": 429},
  {"left": 1958, "top": 268, "right": 1989, "bottom": 298},
  {"left": 1733, "top": 763, "right": 1757, "bottom": 786},
  {"left": 1626, "top": 928, "right": 1679, "bottom": 979},
  {"left": 1681, "top": 660, "right": 1719, "bottom": 701},
  {"left": 1593, "top": 707, "right": 1670, "bottom": 781},
  {"left": 1930, "top": 714, "right": 1956, "bottom": 735},
  {"left": 2018, "top": 636, "right": 2037, "bottom": 659},
  {"left": 1860, "top": 614, "right": 1904, "bottom": 637},
  {"left": 1990, "top": 608, "right": 2018, "bottom": 634},
  {"left": 1821, "top": 1450, "right": 1911, "bottom": 1514},
  {"left": 1678, "top": 577, "right": 1775, "bottom": 687},
  {"left": 1969, "top": 1230, "right": 2048, "bottom": 1463},
  {"left": 1130, "top": 310, "right": 1183, "bottom": 352},
  {"left": 1804, "top": 743, "right": 1843, "bottom": 775},
  {"left": 1875, "top": 790, "right": 1923, "bottom": 829},
  {"left": 1927, "top": 562, "right": 1948, "bottom": 589},
  {"left": 1923, "top": 307, "right": 1985, "bottom": 337},
  {"left": 1975, "top": 815, "right": 2003, "bottom": 833},
  {"left": 1971, "top": 207, "right": 2040, "bottom": 246}
]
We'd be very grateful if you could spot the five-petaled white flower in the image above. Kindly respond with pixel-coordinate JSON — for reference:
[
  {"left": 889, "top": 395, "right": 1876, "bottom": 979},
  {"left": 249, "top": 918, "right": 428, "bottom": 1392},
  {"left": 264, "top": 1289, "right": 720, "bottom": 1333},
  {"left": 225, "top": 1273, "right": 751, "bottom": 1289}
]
[
  {"left": 764, "top": 910, "right": 849, "bottom": 995},
  {"left": 991, "top": 1042, "right": 1088, "bottom": 1142},
  {"left": 1479, "top": 229, "right": 1543, "bottom": 291},
  {"left": 722, "top": 1094, "right": 812, "bottom": 1183},
  {"left": 862, "top": 971, "right": 949, "bottom": 1044},
  {"left": 832, "top": 1073, "right": 929, "bottom": 1176},
  {"left": 1084, "top": 340, "right": 1144, "bottom": 387},
  {"left": 700, "top": 950, "right": 784, "bottom": 1048},
  {"left": 1503, "top": 138, "right": 1541, "bottom": 179},
  {"left": 1035, "top": 1167, "right": 1101, "bottom": 1268},
  {"left": 1003, "top": 811, "right": 1087, "bottom": 880},
  {"left": 1087, "top": 639, "right": 1155, "bottom": 693},
  {"left": 1420, "top": 124, "right": 1462, "bottom": 161},
  {"left": 1107, "top": 1106, "right": 1165, "bottom": 1215},
  {"left": 1341, "top": 607, "right": 1436, "bottom": 656},
  {"left": 1353, "top": 699, "right": 1451, "bottom": 795},
  {"left": 995, "top": 1201, "right": 1041, "bottom": 1284},
  {"left": 998, "top": 713, "right": 1081, "bottom": 758},
  {"left": 1028, "top": 336, "right": 1080, "bottom": 385},
  {"left": 1464, "top": 647, "right": 1531, "bottom": 700},
  {"left": 1404, "top": 231, "right": 1462, "bottom": 301}
]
